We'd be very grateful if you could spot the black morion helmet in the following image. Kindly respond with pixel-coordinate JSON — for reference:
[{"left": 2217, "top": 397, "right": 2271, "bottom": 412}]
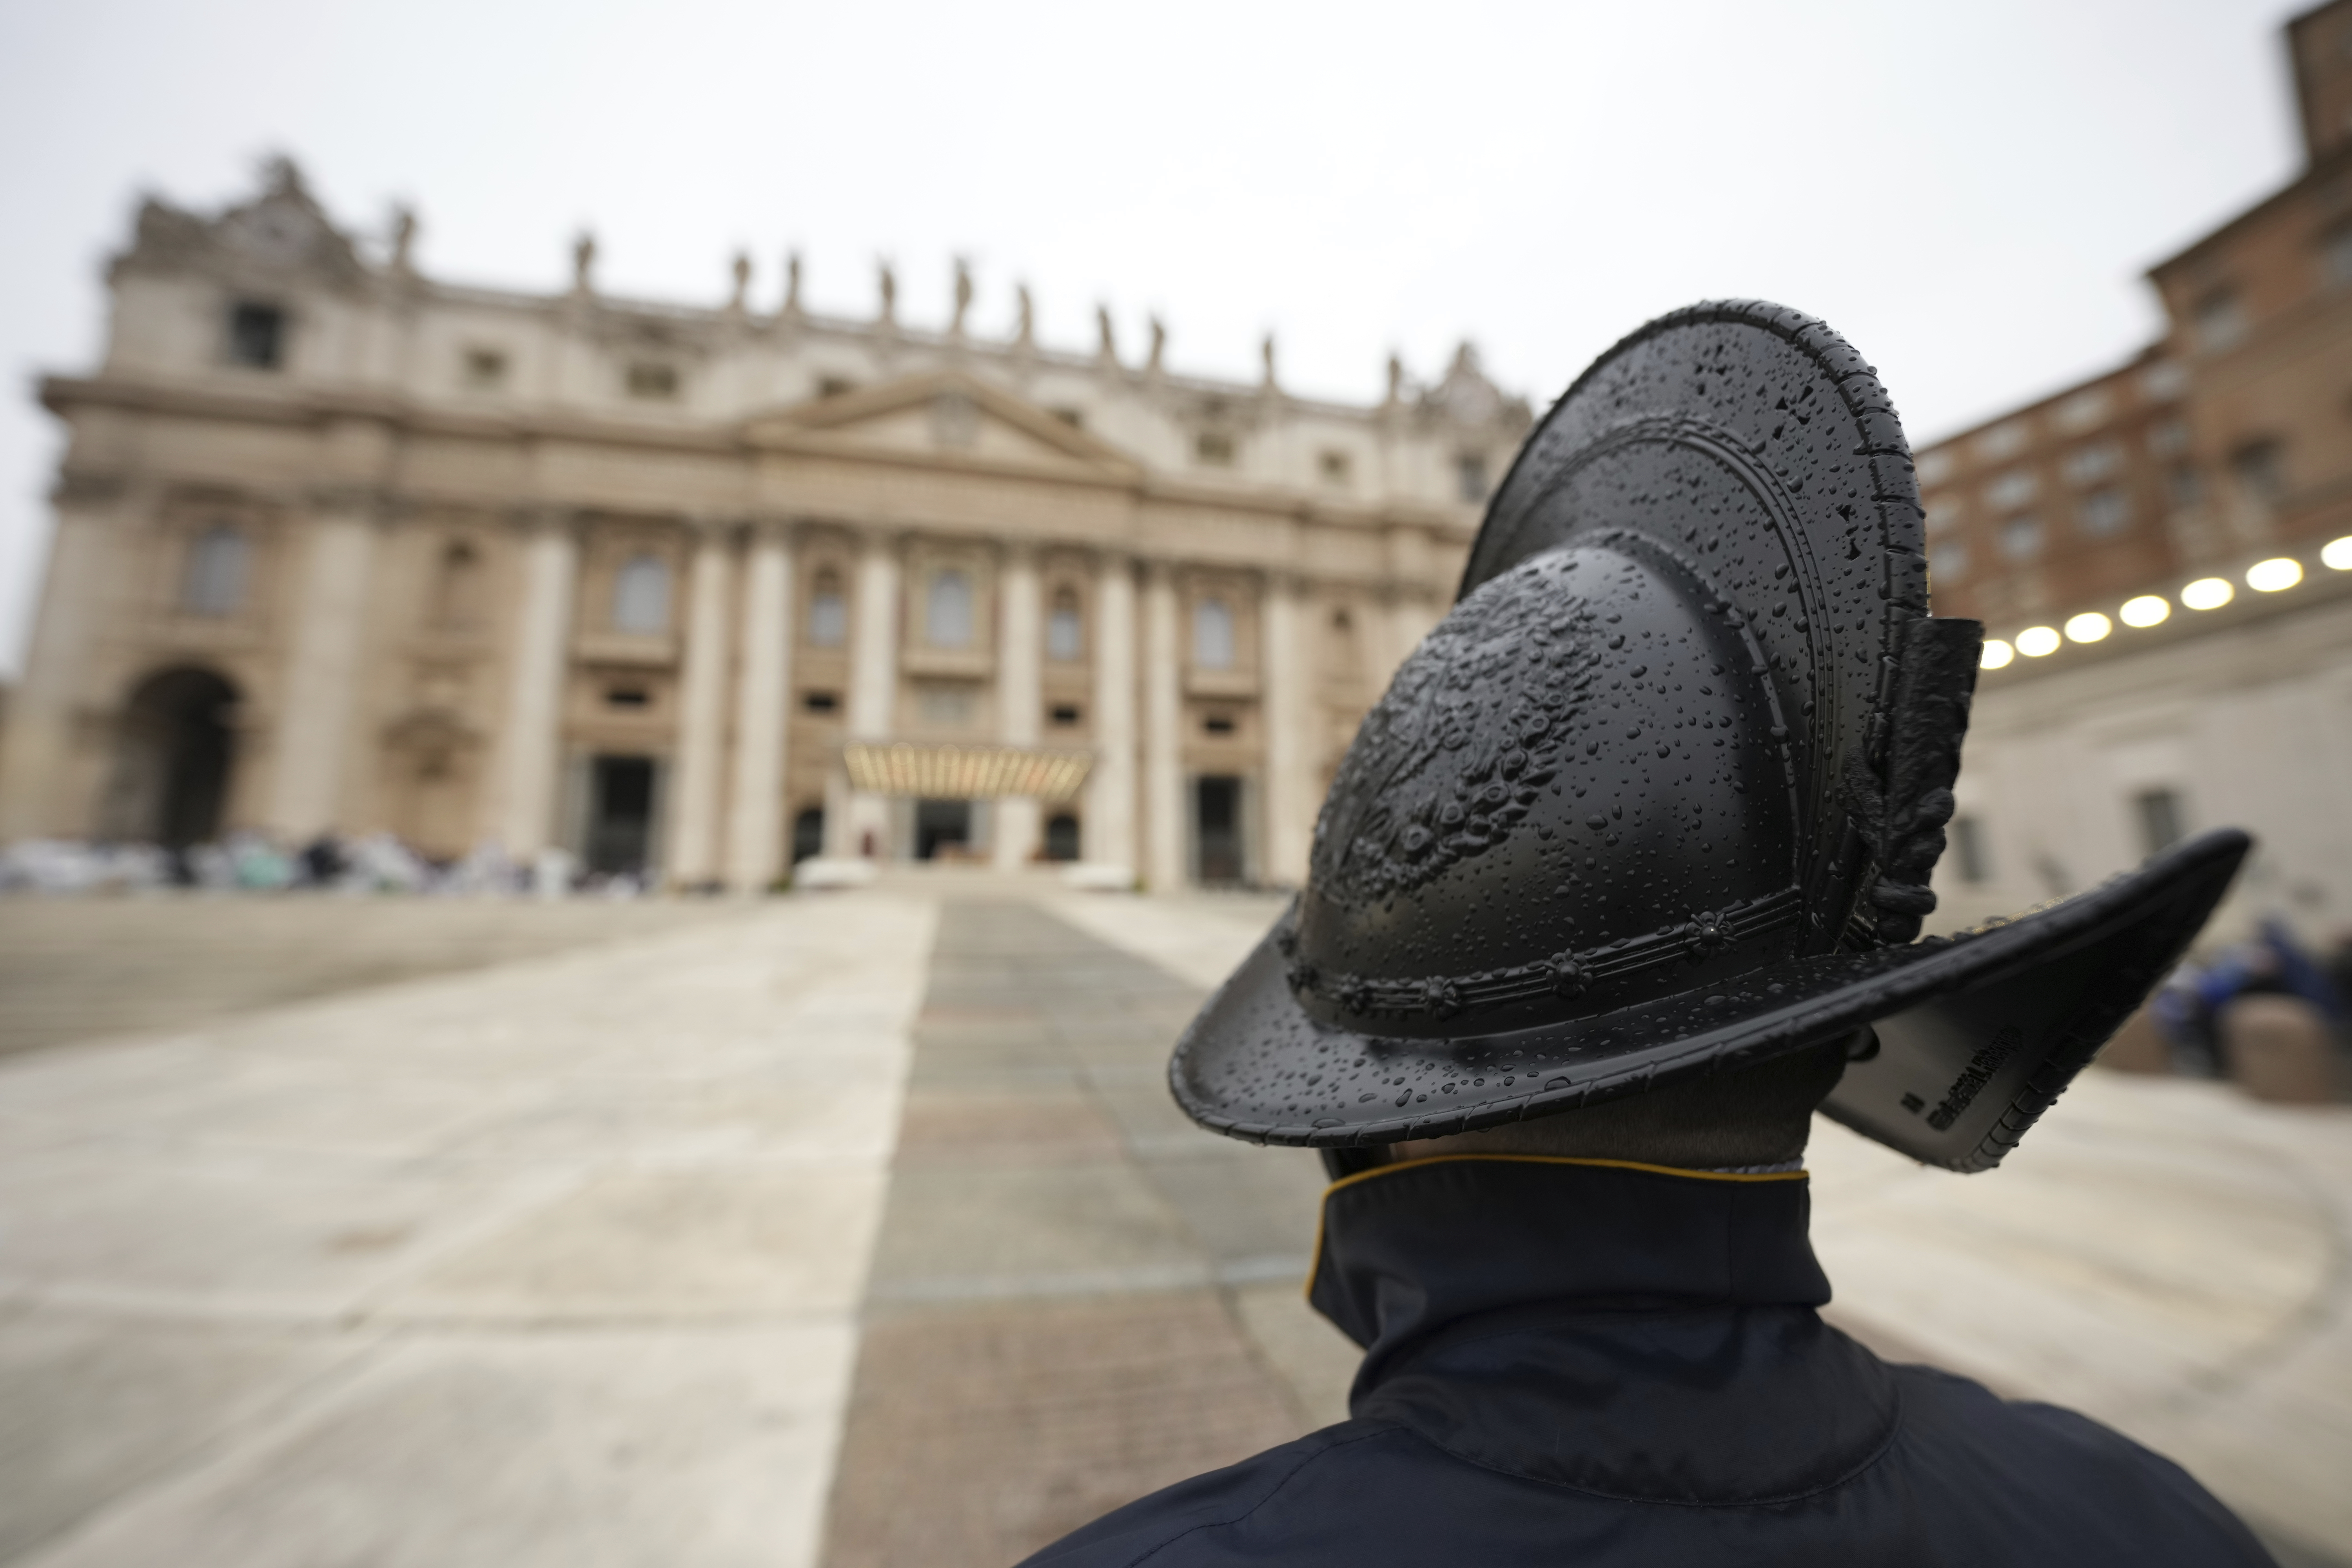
[{"left": 1169, "top": 301, "right": 2247, "bottom": 1172}]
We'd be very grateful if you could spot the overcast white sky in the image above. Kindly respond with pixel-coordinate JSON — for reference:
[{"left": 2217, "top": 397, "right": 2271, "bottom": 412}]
[{"left": 0, "top": 0, "right": 2313, "bottom": 675}]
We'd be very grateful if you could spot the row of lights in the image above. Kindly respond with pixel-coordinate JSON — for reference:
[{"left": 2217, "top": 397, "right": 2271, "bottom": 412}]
[{"left": 1980, "top": 537, "right": 2352, "bottom": 669}]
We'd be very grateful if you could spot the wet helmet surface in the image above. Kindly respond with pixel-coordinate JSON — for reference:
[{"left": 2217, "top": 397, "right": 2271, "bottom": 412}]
[{"left": 1291, "top": 537, "right": 1802, "bottom": 1039}]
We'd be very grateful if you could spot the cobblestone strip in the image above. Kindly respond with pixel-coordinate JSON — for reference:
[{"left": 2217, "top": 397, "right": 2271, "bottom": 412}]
[{"left": 819, "top": 900, "right": 1356, "bottom": 1568}]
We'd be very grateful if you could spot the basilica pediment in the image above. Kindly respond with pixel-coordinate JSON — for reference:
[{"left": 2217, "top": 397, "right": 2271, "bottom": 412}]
[{"left": 741, "top": 371, "right": 1140, "bottom": 481}]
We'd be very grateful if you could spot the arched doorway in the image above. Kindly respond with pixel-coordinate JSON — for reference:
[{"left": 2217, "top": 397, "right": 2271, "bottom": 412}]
[{"left": 103, "top": 666, "right": 240, "bottom": 846}]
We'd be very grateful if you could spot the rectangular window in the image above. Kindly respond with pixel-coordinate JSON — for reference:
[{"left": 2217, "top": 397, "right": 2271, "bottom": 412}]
[
  {"left": 1985, "top": 469, "right": 2038, "bottom": 511},
  {"left": 604, "top": 686, "right": 650, "bottom": 710},
  {"left": 2147, "top": 419, "right": 2189, "bottom": 458},
  {"left": 2168, "top": 465, "right": 2204, "bottom": 507},
  {"left": 1975, "top": 421, "right": 2029, "bottom": 463},
  {"left": 1456, "top": 453, "right": 1490, "bottom": 503},
  {"left": 463, "top": 347, "right": 509, "bottom": 388},
  {"left": 1949, "top": 816, "right": 1990, "bottom": 884},
  {"left": 2078, "top": 488, "right": 2131, "bottom": 537},
  {"left": 227, "top": 301, "right": 285, "bottom": 369},
  {"left": 818, "top": 376, "right": 857, "bottom": 399},
  {"left": 1046, "top": 602, "right": 1083, "bottom": 662},
  {"left": 2139, "top": 359, "right": 2187, "bottom": 401},
  {"left": 1193, "top": 597, "right": 1236, "bottom": 669},
  {"left": 1929, "top": 542, "right": 1969, "bottom": 584},
  {"left": 2062, "top": 442, "right": 2119, "bottom": 486},
  {"left": 2134, "top": 788, "right": 2185, "bottom": 855},
  {"left": 925, "top": 569, "right": 975, "bottom": 648},
  {"left": 2054, "top": 388, "right": 2111, "bottom": 431},
  {"left": 807, "top": 582, "right": 847, "bottom": 646},
  {"left": 2327, "top": 225, "right": 2352, "bottom": 287},
  {"left": 2231, "top": 440, "right": 2286, "bottom": 502},
  {"left": 802, "top": 690, "right": 839, "bottom": 714},
  {"left": 2000, "top": 515, "right": 2045, "bottom": 561},
  {"left": 1196, "top": 431, "right": 1236, "bottom": 466},
  {"left": 2194, "top": 288, "right": 2247, "bottom": 353},
  {"left": 1048, "top": 702, "right": 1082, "bottom": 726},
  {"left": 626, "top": 362, "right": 680, "bottom": 400},
  {"left": 1319, "top": 449, "right": 1353, "bottom": 485}
]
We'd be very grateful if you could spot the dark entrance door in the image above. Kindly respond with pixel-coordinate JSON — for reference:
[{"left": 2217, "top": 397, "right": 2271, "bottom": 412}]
[
  {"left": 105, "top": 666, "right": 239, "bottom": 846},
  {"left": 791, "top": 806, "right": 826, "bottom": 863},
  {"left": 585, "top": 756, "right": 656, "bottom": 875},
  {"left": 1044, "top": 813, "right": 1082, "bottom": 862},
  {"left": 915, "top": 799, "right": 972, "bottom": 860},
  {"left": 1195, "top": 776, "right": 1243, "bottom": 884}
]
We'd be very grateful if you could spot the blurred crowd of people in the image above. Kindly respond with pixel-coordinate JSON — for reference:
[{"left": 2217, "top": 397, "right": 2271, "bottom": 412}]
[
  {"left": 0, "top": 833, "right": 648, "bottom": 898},
  {"left": 2152, "top": 917, "right": 2352, "bottom": 1078}
]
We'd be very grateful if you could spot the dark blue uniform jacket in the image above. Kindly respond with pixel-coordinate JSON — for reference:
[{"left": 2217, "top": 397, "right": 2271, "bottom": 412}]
[{"left": 1022, "top": 1155, "right": 2272, "bottom": 1567}]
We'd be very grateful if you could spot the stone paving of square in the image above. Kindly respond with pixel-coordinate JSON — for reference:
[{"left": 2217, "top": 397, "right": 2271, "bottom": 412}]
[{"left": 0, "top": 883, "right": 2346, "bottom": 1566}]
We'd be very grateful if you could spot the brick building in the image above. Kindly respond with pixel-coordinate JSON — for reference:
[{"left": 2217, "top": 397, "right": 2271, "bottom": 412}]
[{"left": 1919, "top": 0, "right": 2352, "bottom": 936}]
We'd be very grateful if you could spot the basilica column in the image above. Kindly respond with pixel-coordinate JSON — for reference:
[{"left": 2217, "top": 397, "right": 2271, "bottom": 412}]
[
  {"left": 486, "top": 510, "right": 580, "bottom": 856},
  {"left": 0, "top": 476, "right": 132, "bottom": 840},
  {"left": 1261, "top": 571, "right": 1312, "bottom": 887},
  {"left": 265, "top": 490, "right": 381, "bottom": 838},
  {"left": 1142, "top": 560, "right": 1185, "bottom": 891},
  {"left": 1384, "top": 586, "right": 1442, "bottom": 684},
  {"left": 1085, "top": 551, "right": 1138, "bottom": 876},
  {"left": 725, "top": 521, "right": 794, "bottom": 891},
  {"left": 665, "top": 517, "right": 735, "bottom": 887},
  {"left": 994, "top": 542, "right": 1043, "bottom": 870},
  {"left": 843, "top": 528, "right": 900, "bottom": 858}
]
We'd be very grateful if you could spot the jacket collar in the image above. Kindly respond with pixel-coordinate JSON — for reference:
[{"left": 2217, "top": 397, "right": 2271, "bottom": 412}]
[
  {"left": 1306, "top": 1156, "right": 1893, "bottom": 1505},
  {"left": 1309, "top": 1155, "right": 1831, "bottom": 1362}
]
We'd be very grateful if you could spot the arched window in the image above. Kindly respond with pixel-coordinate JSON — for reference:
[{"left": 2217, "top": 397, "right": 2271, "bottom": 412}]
[
  {"left": 926, "top": 568, "right": 975, "bottom": 648},
  {"left": 431, "top": 540, "right": 484, "bottom": 629},
  {"left": 1047, "top": 586, "right": 1083, "bottom": 662},
  {"left": 612, "top": 552, "right": 670, "bottom": 635},
  {"left": 807, "top": 570, "right": 847, "bottom": 646},
  {"left": 180, "top": 524, "right": 250, "bottom": 617},
  {"left": 1193, "top": 596, "right": 1235, "bottom": 669}
]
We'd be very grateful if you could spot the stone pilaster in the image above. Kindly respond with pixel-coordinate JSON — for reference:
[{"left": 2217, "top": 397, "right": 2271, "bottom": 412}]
[
  {"left": 994, "top": 542, "right": 1043, "bottom": 869},
  {"left": 484, "top": 510, "right": 579, "bottom": 856},
  {"left": 725, "top": 520, "right": 795, "bottom": 891},
  {"left": 665, "top": 517, "right": 735, "bottom": 886},
  {"left": 1085, "top": 551, "right": 1138, "bottom": 877},
  {"left": 1261, "top": 571, "right": 1312, "bottom": 886},
  {"left": 843, "top": 528, "right": 900, "bottom": 858},
  {"left": 265, "top": 489, "right": 383, "bottom": 838},
  {"left": 1142, "top": 561, "right": 1185, "bottom": 891},
  {"left": 0, "top": 474, "right": 130, "bottom": 840}
]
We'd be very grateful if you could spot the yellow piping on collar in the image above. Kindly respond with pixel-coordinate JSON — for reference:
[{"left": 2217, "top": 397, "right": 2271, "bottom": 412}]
[{"left": 1300, "top": 1154, "right": 1811, "bottom": 1304}]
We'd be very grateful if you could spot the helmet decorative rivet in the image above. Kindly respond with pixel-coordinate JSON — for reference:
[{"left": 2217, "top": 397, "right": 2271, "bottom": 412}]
[
  {"left": 1422, "top": 978, "right": 1463, "bottom": 1019},
  {"left": 1684, "top": 911, "right": 1730, "bottom": 959},
  {"left": 1544, "top": 953, "right": 1588, "bottom": 997}
]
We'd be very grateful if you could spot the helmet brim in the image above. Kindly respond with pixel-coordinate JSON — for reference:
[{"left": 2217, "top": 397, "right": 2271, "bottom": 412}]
[{"left": 1167, "top": 828, "right": 2248, "bottom": 1172}]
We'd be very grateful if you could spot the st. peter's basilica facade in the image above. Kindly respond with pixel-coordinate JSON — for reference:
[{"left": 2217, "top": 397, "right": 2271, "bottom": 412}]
[{"left": 0, "top": 161, "right": 1529, "bottom": 889}]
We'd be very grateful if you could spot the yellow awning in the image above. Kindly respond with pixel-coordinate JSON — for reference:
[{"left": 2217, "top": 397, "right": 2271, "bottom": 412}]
[{"left": 842, "top": 741, "right": 1093, "bottom": 801}]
